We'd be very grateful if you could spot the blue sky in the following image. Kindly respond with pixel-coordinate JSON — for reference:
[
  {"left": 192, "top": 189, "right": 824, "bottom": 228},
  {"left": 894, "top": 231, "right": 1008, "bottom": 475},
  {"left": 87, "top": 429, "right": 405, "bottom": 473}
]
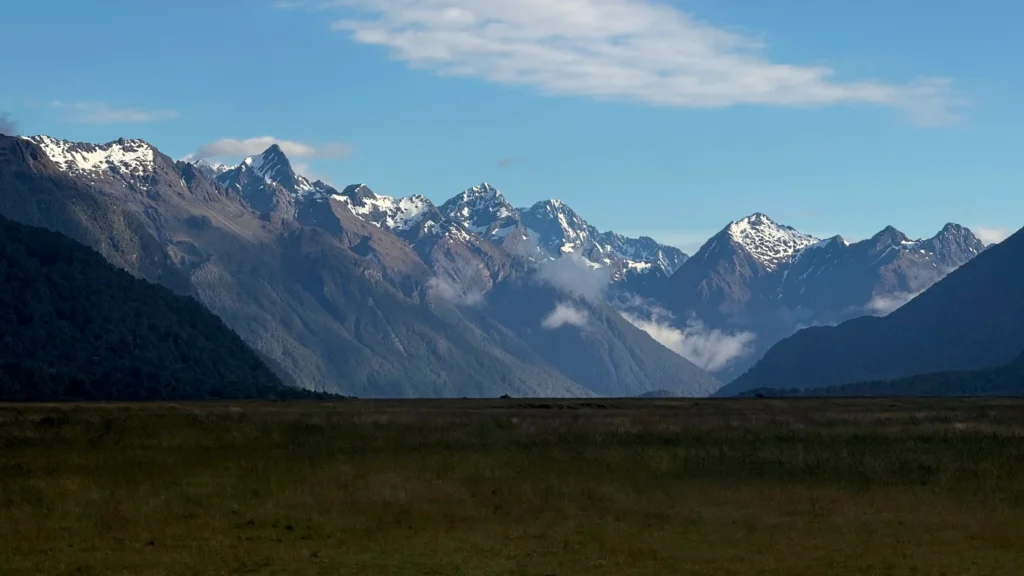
[{"left": 2, "top": 0, "right": 1020, "bottom": 253}]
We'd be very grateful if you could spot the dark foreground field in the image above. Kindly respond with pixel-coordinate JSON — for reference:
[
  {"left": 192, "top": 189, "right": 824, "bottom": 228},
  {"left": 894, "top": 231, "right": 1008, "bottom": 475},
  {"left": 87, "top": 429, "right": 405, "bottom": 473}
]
[{"left": 3, "top": 399, "right": 1024, "bottom": 575}]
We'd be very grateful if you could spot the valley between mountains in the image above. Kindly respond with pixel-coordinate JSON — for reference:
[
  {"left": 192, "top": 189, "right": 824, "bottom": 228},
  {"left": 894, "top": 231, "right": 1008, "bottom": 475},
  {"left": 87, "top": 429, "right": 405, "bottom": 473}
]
[{"left": 0, "top": 132, "right": 1006, "bottom": 398}]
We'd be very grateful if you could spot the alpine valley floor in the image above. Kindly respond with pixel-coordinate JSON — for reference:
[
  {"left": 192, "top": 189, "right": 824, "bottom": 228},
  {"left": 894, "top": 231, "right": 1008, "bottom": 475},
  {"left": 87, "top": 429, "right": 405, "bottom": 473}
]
[{"left": 3, "top": 398, "right": 1024, "bottom": 575}]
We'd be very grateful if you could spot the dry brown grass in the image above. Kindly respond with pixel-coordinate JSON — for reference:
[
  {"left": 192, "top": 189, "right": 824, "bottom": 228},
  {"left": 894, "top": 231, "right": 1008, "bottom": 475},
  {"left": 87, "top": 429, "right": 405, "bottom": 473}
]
[{"left": 2, "top": 398, "right": 1024, "bottom": 575}]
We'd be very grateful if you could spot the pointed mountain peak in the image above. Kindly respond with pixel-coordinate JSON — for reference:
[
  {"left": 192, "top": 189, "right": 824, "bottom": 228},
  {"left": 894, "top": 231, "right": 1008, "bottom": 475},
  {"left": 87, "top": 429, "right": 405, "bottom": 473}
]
[
  {"left": 440, "top": 182, "right": 519, "bottom": 235},
  {"left": 932, "top": 222, "right": 982, "bottom": 244},
  {"left": 721, "top": 213, "right": 819, "bottom": 270},
  {"left": 191, "top": 158, "right": 231, "bottom": 179},
  {"left": 337, "top": 182, "right": 382, "bottom": 204},
  {"left": 525, "top": 198, "right": 578, "bottom": 217},
  {"left": 870, "top": 225, "right": 910, "bottom": 245},
  {"left": 341, "top": 183, "right": 376, "bottom": 200},
  {"left": 920, "top": 222, "right": 986, "bottom": 262},
  {"left": 930, "top": 223, "right": 981, "bottom": 245},
  {"left": 735, "top": 212, "right": 775, "bottom": 226},
  {"left": 243, "top": 144, "right": 292, "bottom": 172},
  {"left": 460, "top": 182, "right": 505, "bottom": 201},
  {"left": 236, "top": 143, "right": 315, "bottom": 194}
]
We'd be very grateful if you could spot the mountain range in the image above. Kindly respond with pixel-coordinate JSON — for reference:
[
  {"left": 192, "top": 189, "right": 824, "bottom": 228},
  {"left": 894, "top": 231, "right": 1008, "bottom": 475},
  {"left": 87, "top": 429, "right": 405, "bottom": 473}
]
[
  {"left": 0, "top": 132, "right": 999, "bottom": 398},
  {"left": 655, "top": 214, "right": 986, "bottom": 379},
  {"left": 0, "top": 134, "right": 718, "bottom": 398},
  {"left": 725, "top": 222, "right": 1024, "bottom": 396}
]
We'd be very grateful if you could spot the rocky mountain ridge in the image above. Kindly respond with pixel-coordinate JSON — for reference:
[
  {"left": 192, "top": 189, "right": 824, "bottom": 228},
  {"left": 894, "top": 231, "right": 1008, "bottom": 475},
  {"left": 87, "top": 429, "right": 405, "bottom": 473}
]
[
  {"left": 13, "top": 134, "right": 989, "bottom": 389},
  {"left": 4, "top": 134, "right": 721, "bottom": 398}
]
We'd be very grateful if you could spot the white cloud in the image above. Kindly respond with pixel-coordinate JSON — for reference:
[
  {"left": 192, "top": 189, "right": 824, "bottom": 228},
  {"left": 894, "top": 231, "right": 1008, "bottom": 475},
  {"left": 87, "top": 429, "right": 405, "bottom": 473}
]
[
  {"left": 621, "top": 311, "right": 755, "bottom": 372},
  {"left": 864, "top": 291, "right": 922, "bottom": 317},
  {"left": 425, "top": 260, "right": 489, "bottom": 306},
  {"left": 0, "top": 112, "right": 17, "bottom": 135},
  {"left": 315, "top": 0, "right": 960, "bottom": 124},
  {"left": 185, "top": 136, "right": 352, "bottom": 161},
  {"left": 427, "top": 276, "right": 485, "bottom": 306},
  {"left": 50, "top": 101, "right": 179, "bottom": 124},
  {"left": 542, "top": 302, "right": 590, "bottom": 329},
  {"left": 974, "top": 226, "right": 1011, "bottom": 246},
  {"left": 536, "top": 252, "right": 611, "bottom": 302}
]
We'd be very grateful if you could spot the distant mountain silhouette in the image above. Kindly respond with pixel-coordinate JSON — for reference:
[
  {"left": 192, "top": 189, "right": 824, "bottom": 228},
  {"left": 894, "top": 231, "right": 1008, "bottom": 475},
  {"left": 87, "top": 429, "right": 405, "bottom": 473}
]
[
  {"left": 742, "top": 351, "right": 1024, "bottom": 397},
  {"left": 723, "top": 225, "right": 1024, "bottom": 396}
]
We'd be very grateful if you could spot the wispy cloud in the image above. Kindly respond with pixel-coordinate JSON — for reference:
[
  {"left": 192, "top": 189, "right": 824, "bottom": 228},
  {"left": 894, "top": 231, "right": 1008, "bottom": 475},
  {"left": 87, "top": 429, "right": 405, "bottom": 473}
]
[
  {"left": 273, "top": 0, "right": 307, "bottom": 7},
  {"left": 619, "top": 306, "right": 755, "bottom": 372},
  {"left": 0, "top": 112, "right": 17, "bottom": 135},
  {"left": 974, "top": 226, "right": 1011, "bottom": 246},
  {"left": 864, "top": 291, "right": 922, "bottom": 317},
  {"left": 536, "top": 252, "right": 611, "bottom": 302},
  {"left": 426, "top": 260, "right": 489, "bottom": 306},
  {"left": 185, "top": 136, "right": 352, "bottom": 161},
  {"left": 50, "top": 101, "right": 179, "bottom": 124},
  {"left": 542, "top": 302, "right": 589, "bottom": 329},
  {"left": 312, "top": 0, "right": 961, "bottom": 125}
]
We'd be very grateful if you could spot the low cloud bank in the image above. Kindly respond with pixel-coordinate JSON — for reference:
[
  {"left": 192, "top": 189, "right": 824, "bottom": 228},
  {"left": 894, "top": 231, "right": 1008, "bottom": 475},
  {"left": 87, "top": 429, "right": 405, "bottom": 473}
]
[
  {"left": 616, "top": 297, "right": 755, "bottom": 372},
  {"left": 542, "top": 302, "right": 590, "bottom": 329},
  {"left": 536, "top": 252, "right": 610, "bottom": 302}
]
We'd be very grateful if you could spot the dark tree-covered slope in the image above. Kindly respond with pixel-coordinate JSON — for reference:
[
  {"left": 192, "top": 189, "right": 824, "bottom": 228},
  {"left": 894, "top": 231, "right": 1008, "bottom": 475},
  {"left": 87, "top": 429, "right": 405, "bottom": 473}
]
[
  {"left": 742, "top": 351, "right": 1024, "bottom": 397},
  {"left": 0, "top": 214, "right": 304, "bottom": 401},
  {"left": 723, "top": 225, "right": 1024, "bottom": 396}
]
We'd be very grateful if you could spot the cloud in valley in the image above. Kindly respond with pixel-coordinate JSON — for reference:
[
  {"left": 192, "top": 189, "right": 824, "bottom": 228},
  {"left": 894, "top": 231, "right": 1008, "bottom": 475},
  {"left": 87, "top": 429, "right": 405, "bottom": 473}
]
[
  {"left": 864, "top": 291, "right": 922, "bottom": 317},
  {"left": 536, "top": 252, "right": 611, "bottom": 302},
  {"left": 542, "top": 302, "right": 590, "bottom": 329},
  {"left": 861, "top": 261, "right": 959, "bottom": 317},
  {"left": 307, "top": 0, "right": 961, "bottom": 125},
  {"left": 621, "top": 311, "right": 756, "bottom": 372},
  {"left": 49, "top": 101, "right": 179, "bottom": 124},
  {"left": 427, "top": 276, "right": 485, "bottom": 306},
  {"left": 975, "top": 226, "right": 1011, "bottom": 246},
  {"left": 186, "top": 136, "right": 352, "bottom": 161},
  {"left": 0, "top": 112, "right": 17, "bottom": 135}
]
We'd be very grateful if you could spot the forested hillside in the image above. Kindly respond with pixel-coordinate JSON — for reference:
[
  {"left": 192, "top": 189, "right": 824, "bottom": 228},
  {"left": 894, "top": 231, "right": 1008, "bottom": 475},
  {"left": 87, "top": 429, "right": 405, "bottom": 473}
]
[{"left": 0, "top": 214, "right": 315, "bottom": 401}]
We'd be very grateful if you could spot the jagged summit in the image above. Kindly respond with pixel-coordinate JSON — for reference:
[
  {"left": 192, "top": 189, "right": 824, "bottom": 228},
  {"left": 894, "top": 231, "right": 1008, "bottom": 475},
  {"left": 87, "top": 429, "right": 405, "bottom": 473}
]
[
  {"left": 920, "top": 222, "right": 986, "bottom": 263},
  {"left": 521, "top": 199, "right": 597, "bottom": 255},
  {"left": 722, "top": 213, "right": 819, "bottom": 270},
  {"left": 23, "top": 134, "right": 156, "bottom": 178},
  {"left": 333, "top": 183, "right": 438, "bottom": 234},
  {"left": 440, "top": 182, "right": 519, "bottom": 236},
  {"left": 870, "top": 225, "right": 911, "bottom": 245},
  {"left": 237, "top": 145, "right": 312, "bottom": 195}
]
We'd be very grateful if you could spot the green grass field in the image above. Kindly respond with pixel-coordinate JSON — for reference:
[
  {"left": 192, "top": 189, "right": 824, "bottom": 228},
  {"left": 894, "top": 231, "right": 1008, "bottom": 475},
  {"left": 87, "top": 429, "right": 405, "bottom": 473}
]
[{"left": 3, "top": 398, "right": 1024, "bottom": 575}]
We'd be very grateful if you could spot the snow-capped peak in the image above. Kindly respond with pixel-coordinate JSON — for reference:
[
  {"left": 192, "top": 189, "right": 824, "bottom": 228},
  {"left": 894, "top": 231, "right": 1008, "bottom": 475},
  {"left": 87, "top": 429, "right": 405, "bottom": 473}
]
[
  {"left": 240, "top": 144, "right": 313, "bottom": 194},
  {"left": 333, "top": 184, "right": 436, "bottom": 233},
  {"left": 24, "top": 134, "right": 156, "bottom": 178},
  {"left": 520, "top": 199, "right": 597, "bottom": 255},
  {"left": 464, "top": 182, "right": 502, "bottom": 198},
  {"left": 192, "top": 158, "right": 232, "bottom": 179},
  {"left": 439, "top": 182, "right": 519, "bottom": 235},
  {"left": 726, "top": 213, "right": 819, "bottom": 270}
]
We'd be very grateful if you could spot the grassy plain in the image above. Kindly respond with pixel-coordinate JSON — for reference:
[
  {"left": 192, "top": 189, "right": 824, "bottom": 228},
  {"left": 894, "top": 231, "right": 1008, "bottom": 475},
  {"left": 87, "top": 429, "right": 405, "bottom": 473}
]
[{"left": 3, "top": 398, "right": 1024, "bottom": 575}]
